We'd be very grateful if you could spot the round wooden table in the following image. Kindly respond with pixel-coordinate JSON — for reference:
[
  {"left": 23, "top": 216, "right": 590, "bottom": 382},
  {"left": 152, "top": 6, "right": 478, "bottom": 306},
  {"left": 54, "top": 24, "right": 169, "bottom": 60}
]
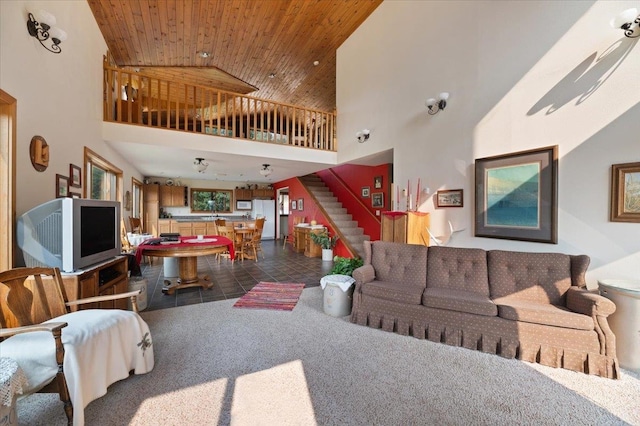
[
  {"left": 233, "top": 228, "right": 255, "bottom": 260},
  {"left": 138, "top": 236, "right": 234, "bottom": 295}
]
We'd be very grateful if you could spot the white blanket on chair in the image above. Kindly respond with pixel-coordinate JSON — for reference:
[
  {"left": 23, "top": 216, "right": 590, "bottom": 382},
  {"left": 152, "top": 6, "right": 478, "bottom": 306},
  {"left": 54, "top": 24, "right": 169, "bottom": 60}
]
[{"left": 0, "top": 309, "right": 154, "bottom": 425}]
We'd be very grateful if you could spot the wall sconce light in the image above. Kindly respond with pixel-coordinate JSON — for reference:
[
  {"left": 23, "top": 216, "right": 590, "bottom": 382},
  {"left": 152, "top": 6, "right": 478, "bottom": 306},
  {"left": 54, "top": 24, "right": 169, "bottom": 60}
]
[
  {"left": 611, "top": 8, "right": 640, "bottom": 38},
  {"left": 26, "top": 10, "right": 67, "bottom": 54},
  {"left": 425, "top": 92, "right": 450, "bottom": 115},
  {"left": 356, "top": 129, "right": 370, "bottom": 143},
  {"left": 424, "top": 92, "right": 449, "bottom": 115},
  {"left": 193, "top": 157, "right": 208, "bottom": 173}
]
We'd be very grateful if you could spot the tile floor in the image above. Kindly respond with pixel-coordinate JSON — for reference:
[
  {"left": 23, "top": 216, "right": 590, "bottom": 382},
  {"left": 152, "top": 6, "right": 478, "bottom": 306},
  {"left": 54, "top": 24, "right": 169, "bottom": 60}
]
[{"left": 139, "top": 240, "right": 333, "bottom": 311}]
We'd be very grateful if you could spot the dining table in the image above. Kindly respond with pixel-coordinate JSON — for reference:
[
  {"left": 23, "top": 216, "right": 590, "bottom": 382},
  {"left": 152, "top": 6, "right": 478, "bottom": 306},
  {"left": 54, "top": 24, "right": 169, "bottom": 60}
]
[{"left": 135, "top": 235, "right": 235, "bottom": 295}]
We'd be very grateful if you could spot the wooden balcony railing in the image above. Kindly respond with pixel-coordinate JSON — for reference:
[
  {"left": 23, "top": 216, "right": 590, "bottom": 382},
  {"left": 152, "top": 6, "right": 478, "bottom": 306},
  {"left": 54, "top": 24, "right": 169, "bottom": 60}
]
[{"left": 103, "top": 65, "right": 337, "bottom": 152}]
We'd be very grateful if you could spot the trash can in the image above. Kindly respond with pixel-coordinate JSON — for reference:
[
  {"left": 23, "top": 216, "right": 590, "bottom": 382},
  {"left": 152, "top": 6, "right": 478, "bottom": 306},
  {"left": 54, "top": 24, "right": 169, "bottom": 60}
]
[
  {"left": 320, "top": 274, "right": 356, "bottom": 317},
  {"left": 128, "top": 276, "right": 148, "bottom": 311},
  {"left": 163, "top": 258, "right": 179, "bottom": 278},
  {"left": 598, "top": 279, "right": 640, "bottom": 373}
]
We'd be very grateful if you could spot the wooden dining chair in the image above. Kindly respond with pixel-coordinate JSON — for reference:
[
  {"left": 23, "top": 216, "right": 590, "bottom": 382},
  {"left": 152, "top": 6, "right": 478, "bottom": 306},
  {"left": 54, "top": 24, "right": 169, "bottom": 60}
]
[
  {"left": 0, "top": 266, "right": 152, "bottom": 425},
  {"left": 283, "top": 216, "right": 305, "bottom": 249},
  {"left": 214, "top": 218, "right": 226, "bottom": 227},
  {"left": 244, "top": 226, "right": 265, "bottom": 261},
  {"left": 215, "top": 226, "right": 237, "bottom": 263},
  {"left": 129, "top": 217, "right": 143, "bottom": 234}
]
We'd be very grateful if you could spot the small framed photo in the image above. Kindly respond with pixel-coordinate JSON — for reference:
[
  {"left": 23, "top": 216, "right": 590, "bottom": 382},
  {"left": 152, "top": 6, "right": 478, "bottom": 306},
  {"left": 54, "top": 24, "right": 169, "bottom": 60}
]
[
  {"left": 69, "top": 163, "right": 82, "bottom": 187},
  {"left": 361, "top": 186, "right": 370, "bottom": 198},
  {"left": 374, "top": 176, "right": 383, "bottom": 189},
  {"left": 372, "top": 192, "right": 384, "bottom": 208},
  {"left": 298, "top": 198, "right": 304, "bottom": 211},
  {"left": 291, "top": 200, "right": 297, "bottom": 210},
  {"left": 610, "top": 161, "right": 640, "bottom": 223},
  {"left": 436, "top": 189, "right": 464, "bottom": 208},
  {"left": 56, "top": 174, "right": 69, "bottom": 198}
]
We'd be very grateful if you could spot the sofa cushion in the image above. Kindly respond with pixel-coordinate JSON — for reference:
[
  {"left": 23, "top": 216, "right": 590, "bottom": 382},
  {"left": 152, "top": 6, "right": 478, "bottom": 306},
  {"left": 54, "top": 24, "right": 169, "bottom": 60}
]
[
  {"left": 488, "top": 250, "right": 572, "bottom": 305},
  {"left": 361, "top": 281, "right": 424, "bottom": 305},
  {"left": 426, "top": 246, "right": 490, "bottom": 296},
  {"left": 494, "top": 297, "right": 594, "bottom": 330},
  {"left": 370, "top": 241, "right": 428, "bottom": 287},
  {"left": 422, "top": 287, "right": 497, "bottom": 317}
]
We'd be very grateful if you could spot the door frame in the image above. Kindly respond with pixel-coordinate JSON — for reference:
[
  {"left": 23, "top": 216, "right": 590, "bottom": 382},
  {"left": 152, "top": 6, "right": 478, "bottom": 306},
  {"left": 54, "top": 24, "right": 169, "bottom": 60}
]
[{"left": 0, "top": 89, "right": 17, "bottom": 269}]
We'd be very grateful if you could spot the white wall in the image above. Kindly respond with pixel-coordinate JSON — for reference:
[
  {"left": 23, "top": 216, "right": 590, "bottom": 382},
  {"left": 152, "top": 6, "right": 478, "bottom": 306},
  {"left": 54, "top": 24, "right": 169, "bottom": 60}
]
[
  {"left": 337, "top": 0, "right": 640, "bottom": 287},
  {"left": 0, "top": 1, "right": 143, "bottom": 219}
]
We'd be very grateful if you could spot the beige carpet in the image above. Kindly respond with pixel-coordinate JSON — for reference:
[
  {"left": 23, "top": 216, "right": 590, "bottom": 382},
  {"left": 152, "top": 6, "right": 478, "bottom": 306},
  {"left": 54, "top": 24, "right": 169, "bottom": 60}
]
[{"left": 17, "top": 287, "right": 640, "bottom": 425}]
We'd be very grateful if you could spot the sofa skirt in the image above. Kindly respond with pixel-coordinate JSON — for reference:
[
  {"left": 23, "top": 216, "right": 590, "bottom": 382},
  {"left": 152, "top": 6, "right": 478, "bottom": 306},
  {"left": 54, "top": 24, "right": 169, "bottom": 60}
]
[{"left": 351, "top": 293, "right": 619, "bottom": 379}]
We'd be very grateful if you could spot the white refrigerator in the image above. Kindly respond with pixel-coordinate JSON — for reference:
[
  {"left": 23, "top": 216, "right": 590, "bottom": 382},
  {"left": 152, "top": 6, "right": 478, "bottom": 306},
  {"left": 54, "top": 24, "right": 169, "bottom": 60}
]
[{"left": 251, "top": 199, "right": 276, "bottom": 240}]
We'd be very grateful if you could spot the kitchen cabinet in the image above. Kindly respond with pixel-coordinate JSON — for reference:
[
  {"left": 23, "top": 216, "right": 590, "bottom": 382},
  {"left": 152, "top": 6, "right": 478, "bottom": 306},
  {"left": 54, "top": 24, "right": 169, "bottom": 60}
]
[
  {"left": 176, "top": 222, "right": 193, "bottom": 236},
  {"left": 143, "top": 184, "right": 159, "bottom": 235},
  {"left": 252, "top": 188, "right": 274, "bottom": 199},
  {"left": 381, "top": 212, "right": 430, "bottom": 245},
  {"left": 160, "top": 185, "right": 187, "bottom": 207},
  {"left": 235, "top": 188, "right": 252, "bottom": 200},
  {"left": 158, "top": 219, "right": 172, "bottom": 235},
  {"left": 192, "top": 222, "right": 207, "bottom": 236}
]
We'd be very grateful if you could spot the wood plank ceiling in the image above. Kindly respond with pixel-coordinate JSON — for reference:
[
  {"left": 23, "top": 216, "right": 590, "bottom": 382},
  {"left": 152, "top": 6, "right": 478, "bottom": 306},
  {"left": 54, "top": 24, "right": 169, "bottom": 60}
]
[{"left": 88, "top": 0, "right": 383, "bottom": 113}]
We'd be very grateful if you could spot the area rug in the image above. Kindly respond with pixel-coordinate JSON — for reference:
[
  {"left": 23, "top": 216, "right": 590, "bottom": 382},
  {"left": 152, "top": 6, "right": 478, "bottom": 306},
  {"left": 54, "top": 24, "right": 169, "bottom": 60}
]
[{"left": 233, "top": 282, "right": 305, "bottom": 311}]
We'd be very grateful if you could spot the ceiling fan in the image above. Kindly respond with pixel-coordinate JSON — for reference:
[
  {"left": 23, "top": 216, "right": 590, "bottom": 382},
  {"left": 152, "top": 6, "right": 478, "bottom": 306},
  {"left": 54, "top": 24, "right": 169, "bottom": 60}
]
[
  {"left": 259, "top": 164, "right": 273, "bottom": 177},
  {"left": 193, "top": 158, "right": 208, "bottom": 173}
]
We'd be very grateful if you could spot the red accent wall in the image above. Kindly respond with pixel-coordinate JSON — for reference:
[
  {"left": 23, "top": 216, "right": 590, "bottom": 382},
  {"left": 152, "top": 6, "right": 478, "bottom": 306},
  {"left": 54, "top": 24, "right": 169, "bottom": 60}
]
[
  {"left": 274, "top": 163, "right": 391, "bottom": 259},
  {"left": 273, "top": 177, "right": 350, "bottom": 257},
  {"left": 316, "top": 164, "right": 390, "bottom": 241}
]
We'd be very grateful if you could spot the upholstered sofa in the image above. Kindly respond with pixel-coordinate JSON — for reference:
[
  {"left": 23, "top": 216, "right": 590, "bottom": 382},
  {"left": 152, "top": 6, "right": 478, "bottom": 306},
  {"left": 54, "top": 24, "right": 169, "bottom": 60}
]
[{"left": 350, "top": 241, "right": 619, "bottom": 378}]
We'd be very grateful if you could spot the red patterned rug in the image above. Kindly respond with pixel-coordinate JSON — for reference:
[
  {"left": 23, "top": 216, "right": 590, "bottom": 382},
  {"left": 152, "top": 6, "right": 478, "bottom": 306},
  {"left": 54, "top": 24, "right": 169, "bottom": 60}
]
[{"left": 233, "top": 282, "right": 306, "bottom": 311}]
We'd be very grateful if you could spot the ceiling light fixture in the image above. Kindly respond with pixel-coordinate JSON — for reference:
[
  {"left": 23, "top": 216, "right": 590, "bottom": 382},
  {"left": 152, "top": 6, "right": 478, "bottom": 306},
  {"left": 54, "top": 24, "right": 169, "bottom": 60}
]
[
  {"left": 268, "top": 73, "right": 276, "bottom": 79},
  {"left": 611, "top": 8, "right": 640, "bottom": 38},
  {"left": 199, "top": 51, "right": 210, "bottom": 58},
  {"left": 259, "top": 164, "right": 273, "bottom": 177},
  {"left": 356, "top": 129, "right": 370, "bottom": 143},
  {"left": 193, "top": 157, "right": 208, "bottom": 173},
  {"left": 26, "top": 10, "right": 67, "bottom": 54},
  {"left": 425, "top": 92, "right": 450, "bottom": 116}
]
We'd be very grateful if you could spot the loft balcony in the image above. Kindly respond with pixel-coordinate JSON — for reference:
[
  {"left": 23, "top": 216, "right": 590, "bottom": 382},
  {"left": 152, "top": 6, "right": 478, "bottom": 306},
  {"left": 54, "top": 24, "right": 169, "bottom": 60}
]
[{"left": 102, "top": 62, "right": 337, "bottom": 153}]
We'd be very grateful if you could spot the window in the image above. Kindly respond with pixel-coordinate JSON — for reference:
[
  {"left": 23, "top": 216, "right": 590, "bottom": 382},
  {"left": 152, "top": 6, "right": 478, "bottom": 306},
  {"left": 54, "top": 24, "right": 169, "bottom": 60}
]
[
  {"left": 132, "top": 177, "right": 143, "bottom": 218},
  {"left": 84, "top": 147, "right": 122, "bottom": 202},
  {"left": 191, "top": 188, "right": 232, "bottom": 213}
]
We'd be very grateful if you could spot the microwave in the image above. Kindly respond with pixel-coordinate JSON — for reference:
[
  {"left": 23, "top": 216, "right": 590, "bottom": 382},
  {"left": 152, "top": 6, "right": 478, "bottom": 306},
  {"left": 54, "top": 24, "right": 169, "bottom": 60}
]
[{"left": 236, "top": 200, "right": 252, "bottom": 210}]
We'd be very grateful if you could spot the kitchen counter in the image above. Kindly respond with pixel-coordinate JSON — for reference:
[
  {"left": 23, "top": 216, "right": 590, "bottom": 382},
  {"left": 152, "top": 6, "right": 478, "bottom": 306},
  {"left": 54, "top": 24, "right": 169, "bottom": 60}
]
[{"left": 164, "top": 216, "right": 254, "bottom": 222}]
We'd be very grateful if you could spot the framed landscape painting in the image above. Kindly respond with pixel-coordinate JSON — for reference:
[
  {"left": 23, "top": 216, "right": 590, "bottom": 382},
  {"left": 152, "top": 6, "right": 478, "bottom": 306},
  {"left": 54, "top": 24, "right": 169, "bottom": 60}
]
[
  {"left": 474, "top": 145, "right": 558, "bottom": 244},
  {"left": 610, "top": 161, "right": 640, "bottom": 223}
]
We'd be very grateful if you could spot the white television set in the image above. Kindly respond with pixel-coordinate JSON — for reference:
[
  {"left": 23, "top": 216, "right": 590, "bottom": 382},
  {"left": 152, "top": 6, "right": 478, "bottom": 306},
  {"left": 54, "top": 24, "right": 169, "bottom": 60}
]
[{"left": 17, "top": 198, "right": 121, "bottom": 273}]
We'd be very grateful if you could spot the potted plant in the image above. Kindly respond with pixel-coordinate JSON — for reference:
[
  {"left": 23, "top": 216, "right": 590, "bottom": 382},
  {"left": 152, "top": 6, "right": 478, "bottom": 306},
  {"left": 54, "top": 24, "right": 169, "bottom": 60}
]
[
  {"left": 330, "top": 256, "right": 363, "bottom": 276},
  {"left": 309, "top": 230, "right": 338, "bottom": 261}
]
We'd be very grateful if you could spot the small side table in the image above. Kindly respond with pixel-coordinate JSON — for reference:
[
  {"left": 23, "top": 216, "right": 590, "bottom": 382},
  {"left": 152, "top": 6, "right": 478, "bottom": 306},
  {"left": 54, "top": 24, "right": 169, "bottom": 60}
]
[
  {"left": 320, "top": 274, "right": 356, "bottom": 317},
  {"left": 0, "top": 357, "right": 28, "bottom": 425}
]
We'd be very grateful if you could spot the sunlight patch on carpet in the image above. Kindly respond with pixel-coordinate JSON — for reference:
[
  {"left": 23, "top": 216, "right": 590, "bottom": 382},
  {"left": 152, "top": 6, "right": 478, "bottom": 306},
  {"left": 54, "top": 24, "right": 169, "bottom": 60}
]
[
  {"left": 233, "top": 282, "right": 305, "bottom": 311},
  {"left": 232, "top": 360, "right": 317, "bottom": 425}
]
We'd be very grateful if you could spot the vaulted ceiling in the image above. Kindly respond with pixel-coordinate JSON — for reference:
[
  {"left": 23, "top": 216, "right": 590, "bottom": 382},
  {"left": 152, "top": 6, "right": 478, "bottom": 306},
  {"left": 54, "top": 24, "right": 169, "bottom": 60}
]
[{"left": 88, "top": 0, "right": 383, "bottom": 113}]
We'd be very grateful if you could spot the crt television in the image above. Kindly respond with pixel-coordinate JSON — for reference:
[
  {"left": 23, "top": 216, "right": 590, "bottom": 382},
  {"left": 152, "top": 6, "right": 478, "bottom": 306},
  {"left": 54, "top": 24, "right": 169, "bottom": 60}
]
[{"left": 17, "top": 198, "right": 121, "bottom": 273}]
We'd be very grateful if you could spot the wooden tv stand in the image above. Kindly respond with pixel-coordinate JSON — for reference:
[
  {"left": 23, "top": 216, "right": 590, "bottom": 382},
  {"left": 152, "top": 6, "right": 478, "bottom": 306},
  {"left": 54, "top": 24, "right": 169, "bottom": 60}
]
[{"left": 59, "top": 256, "right": 129, "bottom": 310}]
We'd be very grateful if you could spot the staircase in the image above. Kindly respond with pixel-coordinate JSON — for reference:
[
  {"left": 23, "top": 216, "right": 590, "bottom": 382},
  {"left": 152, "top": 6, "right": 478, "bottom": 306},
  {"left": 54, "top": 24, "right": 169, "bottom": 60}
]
[{"left": 300, "top": 175, "right": 370, "bottom": 259}]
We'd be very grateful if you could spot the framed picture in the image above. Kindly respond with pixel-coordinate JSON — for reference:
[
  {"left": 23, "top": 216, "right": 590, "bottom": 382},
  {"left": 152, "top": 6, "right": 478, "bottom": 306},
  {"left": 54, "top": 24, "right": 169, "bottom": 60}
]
[
  {"left": 374, "top": 176, "right": 383, "bottom": 189},
  {"left": 361, "top": 186, "right": 370, "bottom": 198},
  {"left": 69, "top": 192, "right": 81, "bottom": 199},
  {"left": 436, "top": 189, "right": 463, "bottom": 207},
  {"left": 69, "top": 163, "right": 82, "bottom": 187},
  {"left": 298, "top": 198, "right": 304, "bottom": 211},
  {"left": 610, "top": 161, "right": 640, "bottom": 223},
  {"left": 291, "top": 200, "right": 297, "bottom": 210},
  {"left": 372, "top": 192, "right": 384, "bottom": 208},
  {"left": 475, "top": 145, "right": 558, "bottom": 244},
  {"left": 56, "top": 174, "right": 69, "bottom": 198}
]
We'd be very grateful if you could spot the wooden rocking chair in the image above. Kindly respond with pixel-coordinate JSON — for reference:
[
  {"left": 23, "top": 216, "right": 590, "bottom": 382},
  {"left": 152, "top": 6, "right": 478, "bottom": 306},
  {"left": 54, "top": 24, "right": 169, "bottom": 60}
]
[{"left": 0, "top": 266, "right": 154, "bottom": 425}]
